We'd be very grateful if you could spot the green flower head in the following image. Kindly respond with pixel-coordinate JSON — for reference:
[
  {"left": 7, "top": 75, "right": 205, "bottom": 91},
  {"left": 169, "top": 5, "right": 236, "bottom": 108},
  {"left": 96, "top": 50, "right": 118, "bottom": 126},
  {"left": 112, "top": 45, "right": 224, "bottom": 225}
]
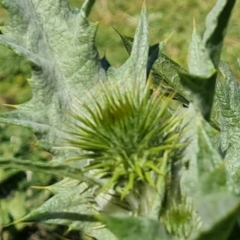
[{"left": 68, "top": 82, "right": 184, "bottom": 198}]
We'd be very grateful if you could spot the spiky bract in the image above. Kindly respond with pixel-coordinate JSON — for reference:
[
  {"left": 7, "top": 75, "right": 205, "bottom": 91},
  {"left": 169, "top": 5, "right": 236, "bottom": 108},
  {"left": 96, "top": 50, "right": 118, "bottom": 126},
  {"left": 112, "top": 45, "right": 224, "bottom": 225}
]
[
  {"left": 161, "top": 198, "right": 202, "bottom": 239},
  {"left": 68, "top": 82, "right": 184, "bottom": 198}
]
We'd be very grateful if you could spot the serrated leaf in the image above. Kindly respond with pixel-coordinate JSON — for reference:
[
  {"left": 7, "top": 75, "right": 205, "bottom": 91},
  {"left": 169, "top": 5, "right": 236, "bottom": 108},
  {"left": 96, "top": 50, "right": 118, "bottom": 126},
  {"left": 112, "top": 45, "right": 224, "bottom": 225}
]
[
  {"left": 176, "top": 0, "right": 235, "bottom": 124},
  {"left": 151, "top": 53, "right": 189, "bottom": 103},
  {"left": 180, "top": 104, "right": 222, "bottom": 196},
  {"left": 184, "top": 152, "right": 239, "bottom": 240},
  {"left": 203, "top": 0, "right": 236, "bottom": 66},
  {"left": 188, "top": 23, "right": 215, "bottom": 77},
  {"left": 181, "top": 0, "right": 235, "bottom": 121},
  {"left": 217, "top": 61, "right": 240, "bottom": 128},
  {"left": 0, "top": 157, "right": 99, "bottom": 185},
  {"left": 116, "top": 26, "right": 189, "bottom": 106},
  {"left": 107, "top": 4, "right": 148, "bottom": 88},
  {"left": 114, "top": 28, "right": 133, "bottom": 55},
  {"left": 115, "top": 28, "right": 159, "bottom": 78},
  {"left": 216, "top": 61, "right": 240, "bottom": 178},
  {"left": 14, "top": 182, "right": 116, "bottom": 240},
  {"left": 98, "top": 214, "right": 172, "bottom": 240},
  {"left": 0, "top": 0, "right": 106, "bottom": 160}
]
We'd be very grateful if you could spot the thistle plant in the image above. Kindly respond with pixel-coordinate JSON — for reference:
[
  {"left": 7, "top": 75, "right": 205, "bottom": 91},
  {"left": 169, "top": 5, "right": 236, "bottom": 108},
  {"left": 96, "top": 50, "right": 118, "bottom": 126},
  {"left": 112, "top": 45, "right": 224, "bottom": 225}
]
[
  {"left": 68, "top": 83, "right": 184, "bottom": 200},
  {"left": 0, "top": 0, "right": 240, "bottom": 240}
]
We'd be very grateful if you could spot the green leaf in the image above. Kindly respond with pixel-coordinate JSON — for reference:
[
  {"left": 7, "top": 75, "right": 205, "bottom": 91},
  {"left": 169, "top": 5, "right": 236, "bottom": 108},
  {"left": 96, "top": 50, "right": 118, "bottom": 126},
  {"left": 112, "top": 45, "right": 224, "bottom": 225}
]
[
  {"left": 114, "top": 28, "right": 159, "bottom": 78},
  {"left": 184, "top": 23, "right": 216, "bottom": 120},
  {"left": 81, "top": 0, "right": 96, "bottom": 18},
  {"left": 180, "top": 104, "right": 222, "bottom": 196},
  {"left": 179, "top": 71, "right": 217, "bottom": 120},
  {"left": 117, "top": 29, "right": 190, "bottom": 106},
  {"left": 217, "top": 61, "right": 240, "bottom": 129},
  {"left": 209, "top": 95, "right": 221, "bottom": 132},
  {"left": 20, "top": 212, "right": 97, "bottom": 224},
  {"left": 0, "top": 157, "right": 99, "bottom": 185},
  {"left": 203, "top": 0, "right": 236, "bottom": 66},
  {"left": 191, "top": 195, "right": 240, "bottom": 240},
  {"left": 183, "top": 152, "right": 239, "bottom": 240},
  {"left": 188, "top": 23, "right": 215, "bottom": 77},
  {"left": 190, "top": 172, "right": 240, "bottom": 240},
  {"left": 14, "top": 182, "right": 117, "bottom": 240},
  {"left": 151, "top": 52, "right": 189, "bottom": 105},
  {"left": 107, "top": 4, "right": 149, "bottom": 88},
  {"left": 179, "top": 0, "right": 235, "bottom": 120},
  {"left": 216, "top": 61, "right": 240, "bottom": 179},
  {"left": 114, "top": 28, "right": 133, "bottom": 55},
  {"left": 0, "top": 0, "right": 105, "bottom": 160},
  {"left": 98, "top": 214, "right": 172, "bottom": 240}
]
